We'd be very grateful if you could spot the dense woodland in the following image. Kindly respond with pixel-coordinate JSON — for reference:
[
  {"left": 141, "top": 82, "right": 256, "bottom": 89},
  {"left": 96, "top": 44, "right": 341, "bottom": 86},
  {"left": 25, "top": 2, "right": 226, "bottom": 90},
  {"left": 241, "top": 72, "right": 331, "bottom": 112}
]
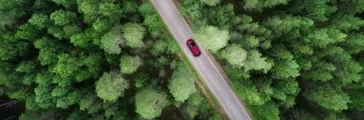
[
  {"left": 0, "top": 0, "right": 221, "bottom": 119},
  {"left": 1, "top": 0, "right": 364, "bottom": 120},
  {"left": 178, "top": 0, "right": 364, "bottom": 119}
]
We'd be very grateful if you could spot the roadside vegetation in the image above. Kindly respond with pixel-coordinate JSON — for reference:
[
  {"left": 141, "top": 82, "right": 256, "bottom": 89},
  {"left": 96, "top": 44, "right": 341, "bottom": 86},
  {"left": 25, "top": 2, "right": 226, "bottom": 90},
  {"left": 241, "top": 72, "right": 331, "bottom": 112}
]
[
  {"left": 0, "top": 0, "right": 221, "bottom": 119},
  {"left": 178, "top": 0, "right": 364, "bottom": 119}
]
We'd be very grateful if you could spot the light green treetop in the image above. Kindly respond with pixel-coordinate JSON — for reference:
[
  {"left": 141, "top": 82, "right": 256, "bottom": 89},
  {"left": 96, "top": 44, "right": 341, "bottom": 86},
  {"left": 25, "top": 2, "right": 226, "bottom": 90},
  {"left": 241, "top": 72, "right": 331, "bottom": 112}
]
[
  {"left": 119, "top": 55, "right": 143, "bottom": 74},
  {"left": 95, "top": 71, "right": 129, "bottom": 102},
  {"left": 122, "top": 23, "right": 146, "bottom": 48},
  {"left": 168, "top": 67, "right": 197, "bottom": 102},
  {"left": 135, "top": 88, "right": 169, "bottom": 119},
  {"left": 195, "top": 25, "right": 230, "bottom": 53},
  {"left": 221, "top": 44, "right": 248, "bottom": 68}
]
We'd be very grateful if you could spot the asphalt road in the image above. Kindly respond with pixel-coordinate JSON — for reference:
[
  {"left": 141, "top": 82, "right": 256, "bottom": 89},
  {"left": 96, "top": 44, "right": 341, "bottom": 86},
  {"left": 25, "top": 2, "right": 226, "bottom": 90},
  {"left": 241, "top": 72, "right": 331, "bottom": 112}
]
[{"left": 149, "top": 0, "right": 252, "bottom": 120}]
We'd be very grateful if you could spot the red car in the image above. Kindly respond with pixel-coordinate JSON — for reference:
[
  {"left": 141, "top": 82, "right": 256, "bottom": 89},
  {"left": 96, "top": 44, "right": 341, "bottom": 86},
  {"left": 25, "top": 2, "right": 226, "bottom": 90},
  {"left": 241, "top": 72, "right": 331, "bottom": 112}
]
[{"left": 186, "top": 39, "right": 201, "bottom": 56}]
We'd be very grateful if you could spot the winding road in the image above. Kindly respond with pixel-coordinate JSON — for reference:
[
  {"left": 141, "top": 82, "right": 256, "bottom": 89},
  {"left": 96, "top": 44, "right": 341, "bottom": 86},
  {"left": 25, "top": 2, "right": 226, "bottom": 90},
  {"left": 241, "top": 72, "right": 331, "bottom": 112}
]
[{"left": 149, "top": 0, "right": 252, "bottom": 120}]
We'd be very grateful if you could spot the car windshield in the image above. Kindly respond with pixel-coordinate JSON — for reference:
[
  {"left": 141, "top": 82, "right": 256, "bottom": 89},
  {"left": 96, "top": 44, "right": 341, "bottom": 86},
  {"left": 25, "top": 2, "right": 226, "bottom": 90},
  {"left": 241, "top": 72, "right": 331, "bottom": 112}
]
[{"left": 189, "top": 42, "right": 195, "bottom": 47}]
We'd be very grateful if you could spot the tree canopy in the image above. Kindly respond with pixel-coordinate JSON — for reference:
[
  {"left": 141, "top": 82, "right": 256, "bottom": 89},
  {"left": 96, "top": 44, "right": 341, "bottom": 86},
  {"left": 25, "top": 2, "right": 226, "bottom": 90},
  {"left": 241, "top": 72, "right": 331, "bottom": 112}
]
[
  {"left": 0, "top": 0, "right": 220, "bottom": 119},
  {"left": 135, "top": 88, "right": 169, "bottom": 119},
  {"left": 194, "top": 25, "right": 230, "bottom": 53},
  {"left": 168, "top": 67, "right": 197, "bottom": 102},
  {"left": 95, "top": 71, "right": 129, "bottom": 102}
]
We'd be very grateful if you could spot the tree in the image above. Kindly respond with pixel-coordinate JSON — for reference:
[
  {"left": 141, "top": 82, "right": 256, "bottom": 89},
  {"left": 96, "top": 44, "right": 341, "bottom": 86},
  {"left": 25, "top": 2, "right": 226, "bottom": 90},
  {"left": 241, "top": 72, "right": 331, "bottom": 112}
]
[
  {"left": 303, "top": 28, "right": 347, "bottom": 48},
  {"left": 243, "top": 0, "right": 288, "bottom": 11},
  {"left": 183, "top": 103, "right": 199, "bottom": 119},
  {"left": 293, "top": 0, "right": 337, "bottom": 21},
  {"left": 200, "top": 0, "right": 220, "bottom": 6},
  {"left": 221, "top": 44, "right": 248, "bottom": 68},
  {"left": 138, "top": 3, "right": 154, "bottom": 16},
  {"left": 252, "top": 102, "right": 280, "bottom": 120},
  {"left": 244, "top": 50, "right": 272, "bottom": 73},
  {"left": 188, "top": 91, "right": 204, "bottom": 106},
  {"left": 93, "top": 18, "right": 112, "bottom": 33},
  {"left": 16, "top": 60, "right": 36, "bottom": 73},
  {"left": 53, "top": 54, "right": 82, "bottom": 79},
  {"left": 329, "top": 13, "right": 364, "bottom": 32},
  {"left": 304, "top": 84, "right": 351, "bottom": 111},
  {"left": 122, "top": 0, "right": 138, "bottom": 13},
  {"left": 122, "top": 23, "right": 146, "bottom": 48},
  {"left": 98, "top": 3, "right": 122, "bottom": 18},
  {"left": 15, "top": 23, "right": 41, "bottom": 40},
  {"left": 101, "top": 25, "right": 124, "bottom": 54},
  {"left": 119, "top": 55, "right": 143, "bottom": 74},
  {"left": 264, "top": 15, "right": 313, "bottom": 36},
  {"left": 135, "top": 88, "right": 169, "bottom": 119},
  {"left": 28, "top": 14, "right": 50, "bottom": 29},
  {"left": 195, "top": 26, "right": 230, "bottom": 53},
  {"left": 70, "top": 32, "right": 91, "bottom": 48},
  {"left": 50, "top": 10, "right": 76, "bottom": 26},
  {"left": 0, "top": 0, "right": 26, "bottom": 30},
  {"left": 168, "top": 67, "right": 197, "bottom": 102},
  {"left": 76, "top": 0, "right": 99, "bottom": 24},
  {"left": 52, "top": 0, "right": 76, "bottom": 8},
  {"left": 95, "top": 71, "right": 129, "bottom": 102},
  {"left": 0, "top": 33, "right": 29, "bottom": 60}
]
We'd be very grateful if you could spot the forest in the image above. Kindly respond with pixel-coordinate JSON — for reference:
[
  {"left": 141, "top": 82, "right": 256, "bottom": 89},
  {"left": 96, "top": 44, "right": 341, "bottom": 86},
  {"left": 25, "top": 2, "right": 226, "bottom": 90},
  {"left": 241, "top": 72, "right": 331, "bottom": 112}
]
[
  {"left": 0, "top": 0, "right": 364, "bottom": 120},
  {"left": 178, "top": 0, "right": 364, "bottom": 119},
  {"left": 0, "top": 0, "right": 220, "bottom": 119}
]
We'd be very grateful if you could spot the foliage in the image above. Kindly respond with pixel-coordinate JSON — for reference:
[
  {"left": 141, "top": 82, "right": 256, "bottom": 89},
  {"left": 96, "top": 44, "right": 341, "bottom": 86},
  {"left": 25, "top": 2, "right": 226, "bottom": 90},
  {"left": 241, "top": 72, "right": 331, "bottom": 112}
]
[
  {"left": 101, "top": 25, "right": 124, "bottom": 54},
  {"left": 0, "top": 1, "right": 220, "bottom": 120},
  {"left": 200, "top": 0, "right": 220, "bottom": 6},
  {"left": 95, "top": 71, "right": 129, "bottom": 102},
  {"left": 179, "top": 0, "right": 364, "bottom": 119},
  {"left": 195, "top": 25, "right": 230, "bottom": 53},
  {"left": 50, "top": 10, "right": 76, "bottom": 26},
  {"left": 122, "top": 23, "right": 146, "bottom": 48},
  {"left": 119, "top": 55, "right": 143, "bottom": 74},
  {"left": 221, "top": 44, "right": 248, "bottom": 68},
  {"left": 135, "top": 88, "right": 169, "bottom": 119},
  {"left": 168, "top": 66, "right": 197, "bottom": 102}
]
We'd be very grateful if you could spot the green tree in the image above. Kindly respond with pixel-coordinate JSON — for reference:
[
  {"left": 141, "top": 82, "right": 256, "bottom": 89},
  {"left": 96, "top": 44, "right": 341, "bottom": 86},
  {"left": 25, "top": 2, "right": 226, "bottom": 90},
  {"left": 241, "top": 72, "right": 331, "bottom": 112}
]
[
  {"left": 99, "top": 3, "right": 122, "bottom": 17},
  {"left": 221, "top": 44, "right": 248, "bottom": 68},
  {"left": 53, "top": 54, "right": 82, "bottom": 79},
  {"left": 168, "top": 67, "right": 197, "bottom": 102},
  {"left": 28, "top": 14, "right": 50, "bottom": 29},
  {"left": 200, "top": 0, "right": 220, "bottom": 6},
  {"left": 0, "top": 33, "right": 29, "bottom": 60},
  {"left": 122, "top": 0, "right": 138, "bottom": 13},
  {"left": 16, "top": 60, "right": 36, "bottom": 73},
  {"left": 122, "top": 23, "right": 146, "bottom": 48},
  {"left": 252, "top": 102, "right": 280, "bottom": 120},
  {"left": 70, "top": 32, "right": 91, "bottom": 49},
  {"left": 101, "top": 25, "right": 124, "bottom": 54},
  {"left": 135, "top": 88, "right": 169, "bottom": 119},
  {"left": 195, "top": 26, "right": 230, "bottom": 53},
  {"left": 95, "top": 71, "right": 129, "bottom": 102},
  {"left": 93, "top": 18, "right": 112, "bottom": 33},
  {"left": 50, "top": 10, "right": 76, "bottom": 26},
  {"left": 52, "top": 0, "right": 76, "bottom": 8},
  {"left": 293, "top": 0, "right": 337, "bottom": 21},
  {"left": 119, "top": 55, "right": 143, "bottom": 74},
  {"left": 304, "top": 84, "right": 351, "bottom": 111},
  {"left": 244, "top": 50, "right": 272, "bottom": 73},
  {"left": 0, "top": 0, "right": 26, "bottom": 30},
  {"left": 76, "top": 0, "right": 99, "bottom": 24}
]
